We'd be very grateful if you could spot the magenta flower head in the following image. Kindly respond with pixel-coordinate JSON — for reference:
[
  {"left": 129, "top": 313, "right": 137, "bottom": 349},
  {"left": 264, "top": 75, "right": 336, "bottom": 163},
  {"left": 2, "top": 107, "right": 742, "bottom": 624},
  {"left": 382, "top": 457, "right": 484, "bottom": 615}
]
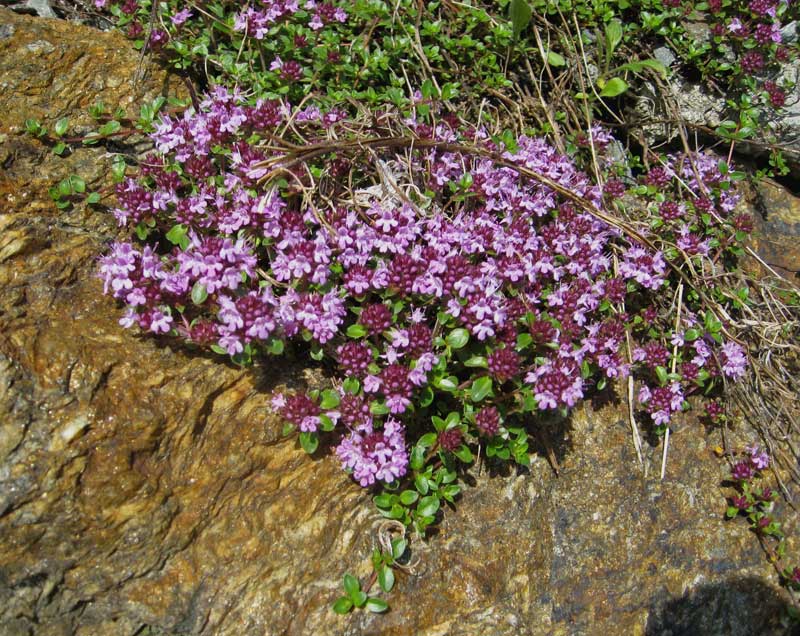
[
  {"left": 278, "top": 393, "right": 321, "bottom": 432},
  {"left": 488, "top": 348, "right": 521, "bottom": 383},
  {"left": 359, "top": 303, "right": 393, "bottom": 335},
  {"left": 337, "top": 341, "right": 373, "bottom": 378},
  {"left": 475, "top": 406, "right": 500, "bottom": 437},
  {"left": 731, "top": 495, "right": 749, "bottom": 510},
  {"left": 336, "top": 418, "right": 408, "bottom": 487},
  {"left": 437, "top": 428, "right": 463, "bottom": 452},
  {"left": 732, "top": 461, "right": 754, "bottom": 481},
  {"left": 380, "top": 364, "right": 413, "bottom": 414}
]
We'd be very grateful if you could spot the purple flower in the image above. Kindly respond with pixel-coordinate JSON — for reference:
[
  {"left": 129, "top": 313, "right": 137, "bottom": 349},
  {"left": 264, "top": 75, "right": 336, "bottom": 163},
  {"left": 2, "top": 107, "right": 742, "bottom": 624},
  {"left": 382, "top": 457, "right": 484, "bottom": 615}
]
[
  {"left": 748, "top": 445, "right": 770, "bottom": 471},
  {"left": 149, "top": 309, "right": 173, "bottom": 334},
  {"left": 475, "top": 406, "right": 500, "bottom": 436},
  {"left": 380, "top": 364, "right": 413, "bottom": 414},
  {"left": 488, "top": 348, "right": 520, "bottom": 383},
  {"left": 619, "top": 245, "right": 666, "bottom": 290},
  {"left": 278, "top": 393, "right": 321, "bottom": 433},
  {"left": 732, "top": 461, "right": 754, "bottom": 481},
  {"left": 336, "top": 418, "right": 408, "bottom": 487},
  {"left": 337, "top": 341, "right": 373, "bottom": 378},
  {"left": 170, "top": 8, "right": 193, "bottom": 25},
  {"left": 359, "top": 303, "right": 393, "bottom": 335},
  {"left": 363, "top": 374, "right": 381, "bottom": 393},
  {"left": 721, "top": 341, "right": 747, "bottom": 379}
]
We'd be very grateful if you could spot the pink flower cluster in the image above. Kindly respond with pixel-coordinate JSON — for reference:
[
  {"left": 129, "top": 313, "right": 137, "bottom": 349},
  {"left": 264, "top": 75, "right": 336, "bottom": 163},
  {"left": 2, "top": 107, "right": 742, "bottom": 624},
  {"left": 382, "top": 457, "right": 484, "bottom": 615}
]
[
  {"left": 99, "top": 88, "right": 750, "bottom": 487},
  {"left": 336, "top": 417, "right": 409, "bottom": 487}
]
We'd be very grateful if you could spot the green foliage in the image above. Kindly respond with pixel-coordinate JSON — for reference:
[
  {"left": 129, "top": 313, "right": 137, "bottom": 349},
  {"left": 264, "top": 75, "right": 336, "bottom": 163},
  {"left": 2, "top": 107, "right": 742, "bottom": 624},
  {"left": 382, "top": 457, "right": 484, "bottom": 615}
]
[{"left": 332, "top": 536, "right": 406, "bottom": 614}]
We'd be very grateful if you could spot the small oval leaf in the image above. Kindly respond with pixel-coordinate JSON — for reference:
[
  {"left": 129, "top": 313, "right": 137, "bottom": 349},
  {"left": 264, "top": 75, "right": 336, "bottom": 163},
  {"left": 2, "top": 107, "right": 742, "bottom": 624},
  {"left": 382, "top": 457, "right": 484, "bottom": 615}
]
[
  {"left": 378, "top": 566, "right": 395, "bottom": 593},
  {"left": 470, "top": 376, "right": 493, "bottom": 402},
  {"left": 446, "top": 328, "right": 470, "bottom": 349},
  {"left": 191, "top": 282, "right": 208, "bottom": 306},
  {"left": 599, "top": 77, "right": 629, "bottom": 97},
  {"left": 332, "top": 597, "right": 353, "bottom": 614},
  {"left": 365, "top": 597, "right": 389, "bottom": 613}
]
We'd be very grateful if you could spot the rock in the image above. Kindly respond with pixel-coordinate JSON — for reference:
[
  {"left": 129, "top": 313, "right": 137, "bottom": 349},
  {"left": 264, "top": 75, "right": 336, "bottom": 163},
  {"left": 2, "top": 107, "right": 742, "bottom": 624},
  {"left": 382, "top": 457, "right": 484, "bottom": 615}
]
[
  {"left": 746, "top": 178, "right": 800, "bottom": 278},
  {"left": 782, "top": 21, "right": 798, "bottom": 45},
  {"left": 777, "top": 60, "right": 800, "bottom": 156},
  {"left": 0, "top": 8, "right": 796, "bottom": 636},
  {"left": 0, "top": 7, "right": 184, "bottom": 132},
  {"left": 630, "top": 24, "right": 800, "bottom": 173},
  {"left": 21, "top": 0, "right": 56, "bottom": 18},
  {"left": 631, "top": 78, "right": 724, "bottom": 148},
  {"left": 653, "top": 46, "right": 676, "bottom": 69}
]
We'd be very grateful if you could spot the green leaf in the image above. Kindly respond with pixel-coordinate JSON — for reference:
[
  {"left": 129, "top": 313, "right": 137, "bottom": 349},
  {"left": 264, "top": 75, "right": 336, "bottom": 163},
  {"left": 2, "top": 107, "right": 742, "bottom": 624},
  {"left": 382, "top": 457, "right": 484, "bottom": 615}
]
[
  {"left": 318, "top": 414, "right": 335, "bottom": 432},
  {"left": 299, "top": 431, "right": 319, "bottom": 454},
  {"left": 599, "top": 77, "right": 629, "bottom": 97},
  {"left": 378, "top": 566, "right": 395, "bottom": 593},
  {"left": 111, "top": 157, "right": 127, "bottom": 182},
  {"left": 417, "top": 495, "right": 440, "bottom": 517},
  {"left": 343, "top": 573, "right": 361, "bottom": 597},
  {"left": 373, "top": 493, "right": 395, "bottom": 508},
  {"left": 370, "top": 401, "right": 390, "bottom": 416},
  {"left": 342, "top": 377, "right": 360, "bottom": 394},
  {"left": 514, "top": 449, "right": 531, "bottom": 467},
  {"left": 636, "top": 58, "right": 668, "bottom": 77},
  {"left": 267, "top": 338, "right": 284, "bottom": 355},
  {"left": 54, "top": 118, "right": 69, "bottom": 137},
  {"left": 391, "top": 538, "right": 408, "bottom": 560},
  {"left": 166, "top": 224, "right": 190, "bottom": 250},
  {"left": 24, "top": 119, "right": 42, "bottom": 135},
  {"left": 365, "top": 597, "right": 389, "bottom": 613},
  {"left": 547, "top": 51, "right": 566, "bottom": 67},
  {"left": 97, "top": 120, "right": 121, "bottom": 136},
  {"left": 655, "top": 366, "right": 668, "bottom": 385},
  {"left": 605, "top": 19, "right": 623, "bottom": 55},
  {"left": 410, "top": 445, "right": 426, "bottom": 471},
  {"left": 139, "top": 103, "right": 153, "bottom": 122},
  {"left": 388, "top": 504, "right": 405, "bottom": 520},
  {"left": 332, "top": 597, "right": 353, "bottom": 614},
  {"left": 470, "top": 376, "right": 493, "bottom": 402},
  {"left": 86, "top": 192, "right": 101, "bottom": 204},
  {"left": 516, "top": 333, "right": 533, "bottom": 350},
  {"left": 320, "top": 389, "right": 340, "bottom": 410},
  {"left": 446, "top": 328, "right": 469, "bottom": 349},
  {"left": 191, "top": 282, "right": 208, "bottom": 306},
  {"left": 346, "top": 324, "right": 368, "bottom": 338},
  {"left": 441, "top": 484, "right": 461, "bottom": 502},
  {"left": 464, "top": 355, "right": 488, "bottom": 368},
  {"left": 509, "top": 0, "right": 532, "bottom": 40},
  {"left": 419, "top": 386, "right": 435, "bottom": 407},
  {"left": 351, "top": 591, "right": 368, "bottom": 608},
  {"left": 684, "top": 328, "right": 700, "bottom": 341},
  {"left": 454, "top": 445, "right": 474, "bottom": 463},
  {"left": 52, "top": 142, "right": 67, "bottom": 156},
  {"left": 444, "top": 412, "right": 461, "bottom": 429},
  {"left": 400, "top": 490, "right": 419, "bottom": 505},
  {"left": 435, "top": 376, "right": 458, "bottom": 392}
]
